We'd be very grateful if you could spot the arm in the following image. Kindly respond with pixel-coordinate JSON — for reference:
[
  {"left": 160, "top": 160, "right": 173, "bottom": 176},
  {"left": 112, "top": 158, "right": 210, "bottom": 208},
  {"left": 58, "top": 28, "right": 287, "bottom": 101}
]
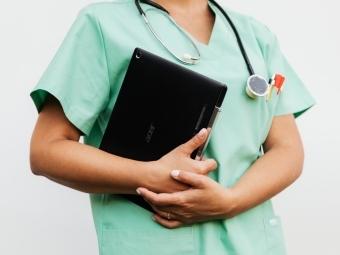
[
  {"left": 137, "top": 114, "right": 304, "bottom": 228},
  {"left": 30, "top": 94, "right": 217, "bottom": 194}
]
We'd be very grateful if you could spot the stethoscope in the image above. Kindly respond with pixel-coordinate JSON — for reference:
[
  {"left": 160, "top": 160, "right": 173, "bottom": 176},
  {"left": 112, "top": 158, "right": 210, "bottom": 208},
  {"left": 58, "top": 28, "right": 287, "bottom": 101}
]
[{"left": 135, "top": 0, "right": 270, "bottom": 98}]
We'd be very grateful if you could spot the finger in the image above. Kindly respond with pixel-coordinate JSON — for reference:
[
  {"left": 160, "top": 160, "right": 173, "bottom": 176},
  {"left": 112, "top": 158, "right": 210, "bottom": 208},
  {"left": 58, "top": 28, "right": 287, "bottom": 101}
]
[
  {"left": 136, "top": 188, "right": 177, "bottom": 207},
  {"left": 180, "top": 128, "right": 208, "bottom": 155},
  {"left": 201, "top": 158, "right": 218, "bottom": 173},
  {"left": 142, "top": 200, "right": 174, "bottom": 220},
  {"left": 170, "top": 170, "right": 207, "bottom": 188},
  {"left": 199, "top": 158, "right": 217, "bottom": 175},
  {"left": 152, "top": 214, "right": 183, "bottom": 229},
  {"left": 153, "top": 208, "right": 177, "bottom": 221}
]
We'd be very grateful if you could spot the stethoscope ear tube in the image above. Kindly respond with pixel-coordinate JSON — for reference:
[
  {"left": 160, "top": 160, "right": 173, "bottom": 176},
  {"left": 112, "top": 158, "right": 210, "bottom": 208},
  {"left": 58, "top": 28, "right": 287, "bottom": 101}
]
[
  {"left": 136, "top": 0, "right": 254, "bottom": 70},
  {"left": 137, "top": 0, "right": 201, "bottom": 65}
]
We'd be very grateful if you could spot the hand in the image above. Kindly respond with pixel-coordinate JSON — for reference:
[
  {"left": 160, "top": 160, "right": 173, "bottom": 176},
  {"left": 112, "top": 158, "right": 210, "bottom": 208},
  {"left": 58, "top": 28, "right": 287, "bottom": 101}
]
[
  {"left": 137, "top": 170, "right": 236, "bottom": 228},
  {"left": 148, "top": 129, "right": 217, "bottom": 193}
]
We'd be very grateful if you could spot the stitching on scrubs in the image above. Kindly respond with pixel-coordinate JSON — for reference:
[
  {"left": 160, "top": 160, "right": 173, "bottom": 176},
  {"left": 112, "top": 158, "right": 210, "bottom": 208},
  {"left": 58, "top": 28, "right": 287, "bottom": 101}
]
[
  {"left": 212, "top": 5, "right": 231, "bottom": 71},
  {"left": 99, "top": 194, "right": 108, "bottom": 255},
  {"left": 89, "top": 5, "right": 111, "bottom": 112},
  {"left": 249, "top": 22, "right": 273, "bottom": 78},
  {"left": 262, "top": 219, "right": 271, "bottom": 255}
]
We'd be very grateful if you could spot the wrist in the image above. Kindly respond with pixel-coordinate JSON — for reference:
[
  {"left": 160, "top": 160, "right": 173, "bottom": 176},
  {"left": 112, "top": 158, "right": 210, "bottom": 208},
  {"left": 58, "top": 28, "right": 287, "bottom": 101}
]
[
  {"left": 137, "top": 160, "right": 161, "bottom": 191},
  {"left": 220, "top": 187, "right": 240, "bottom": 219},
  {"left": 140, "top": 160, "right": 190, "bottom": 193}
]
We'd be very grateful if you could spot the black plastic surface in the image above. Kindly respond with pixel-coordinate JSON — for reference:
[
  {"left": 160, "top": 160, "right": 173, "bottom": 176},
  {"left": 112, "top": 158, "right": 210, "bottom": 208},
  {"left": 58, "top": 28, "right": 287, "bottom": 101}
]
[{"left": 99, "top": 48, "right": 227, "bottom": 212}]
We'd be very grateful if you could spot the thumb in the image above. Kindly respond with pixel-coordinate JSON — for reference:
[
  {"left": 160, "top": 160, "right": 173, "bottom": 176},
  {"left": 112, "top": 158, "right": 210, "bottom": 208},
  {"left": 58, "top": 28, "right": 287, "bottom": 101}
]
[
  {"left": 170, "top": 170, "right": 205, "bottom": 188},
  {"left": 181, "top": 128, "right": 208, "bottom": 155}
]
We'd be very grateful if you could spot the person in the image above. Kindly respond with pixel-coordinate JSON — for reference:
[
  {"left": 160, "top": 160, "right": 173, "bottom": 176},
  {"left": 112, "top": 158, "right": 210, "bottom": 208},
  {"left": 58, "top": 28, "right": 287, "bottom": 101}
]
[{"left": 29, "top": 0, "right": 315, "bottom": 254}]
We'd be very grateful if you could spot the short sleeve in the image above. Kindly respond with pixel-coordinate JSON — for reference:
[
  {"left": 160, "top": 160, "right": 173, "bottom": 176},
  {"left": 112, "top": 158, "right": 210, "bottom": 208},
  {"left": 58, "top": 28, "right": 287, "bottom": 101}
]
[
  {"left": 30, "top": 5, "right": 110, "bottom": 136},
  {"left": 265, "top": 33, "right": 316, "bottom": 118}
]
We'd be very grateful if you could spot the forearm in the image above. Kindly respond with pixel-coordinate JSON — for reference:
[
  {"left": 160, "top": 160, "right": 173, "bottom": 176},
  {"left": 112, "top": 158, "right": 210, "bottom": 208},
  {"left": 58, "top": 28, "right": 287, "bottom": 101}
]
[
  {"left": 30, "top": 138, "right": 168, "bottom": 194},
  {"left": 226, "top": 142, "right": 304, "bottom": 217},
  {"left": 30, "top": 94, "right": 211, "bottom": 194},
  {"left": 30, "top": 94, "right": 217, "bottom": 194},
  {"left": 225, "top": 114, "right": 304, "bottom": 217}
]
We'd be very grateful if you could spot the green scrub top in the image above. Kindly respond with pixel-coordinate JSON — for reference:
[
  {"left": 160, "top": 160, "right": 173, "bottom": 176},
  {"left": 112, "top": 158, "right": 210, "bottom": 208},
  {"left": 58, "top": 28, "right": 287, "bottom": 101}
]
[{"left": 30, "top": 1, "right": 316, "bottom": 254}]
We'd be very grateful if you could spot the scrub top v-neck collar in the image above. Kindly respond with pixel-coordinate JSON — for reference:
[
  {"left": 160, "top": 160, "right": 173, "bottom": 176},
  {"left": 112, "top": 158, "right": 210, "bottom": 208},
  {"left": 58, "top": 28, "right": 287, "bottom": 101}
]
[
  {"left": 140, "top": 0, "right": 231, "bottom": 69},
  {"left": 194, "top": 2, "right": 231, "bottom": 69}
]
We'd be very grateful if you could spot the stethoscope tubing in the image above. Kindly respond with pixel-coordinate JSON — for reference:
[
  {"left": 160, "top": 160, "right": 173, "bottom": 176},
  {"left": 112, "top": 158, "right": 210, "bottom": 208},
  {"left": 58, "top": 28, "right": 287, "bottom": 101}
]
[
  {"left": 136, "top": 0, "right": 255, "bottom": 75},
  {"left": 209, "top": 0, "right": 255, "bottom": 75},
  {"left": 136, "top": 0, "right": 201, "bottom": 65},
  {"left": 141, "top": 11, "right": 201, "bottom": 65}
]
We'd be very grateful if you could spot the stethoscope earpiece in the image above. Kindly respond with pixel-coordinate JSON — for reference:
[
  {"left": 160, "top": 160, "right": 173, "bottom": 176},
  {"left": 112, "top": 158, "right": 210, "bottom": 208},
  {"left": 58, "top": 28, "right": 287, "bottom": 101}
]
[
  {"left": 182, "top": 54, "right": 199, "bottom": 64},
  {"left": 182, "top": 53, "right": 192, "bottom": 60},
  {"left": 246, "top": 75, "right": 269, "bottom": 98}
]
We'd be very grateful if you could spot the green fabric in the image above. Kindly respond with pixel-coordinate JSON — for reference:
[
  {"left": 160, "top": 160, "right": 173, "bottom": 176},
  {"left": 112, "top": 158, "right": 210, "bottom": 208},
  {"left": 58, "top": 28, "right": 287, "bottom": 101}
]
[{"left": 30, "top": 0, "right": 316, "bottom": 254}]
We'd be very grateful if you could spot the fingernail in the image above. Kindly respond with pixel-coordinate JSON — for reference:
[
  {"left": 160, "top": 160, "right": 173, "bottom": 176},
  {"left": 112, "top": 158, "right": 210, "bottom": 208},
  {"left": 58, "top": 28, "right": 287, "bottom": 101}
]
[
  {"left": 198, "top": 128, "right": 206, "bottom": 137},
  {"left": 171, "top": 170, "right": 180, "bottom": 177},
  {"left": 136, "top": 189, "right": 141, "bottom": 195},
  {"left": 152, "top": 216, "right": 156, "bottom": 221}
]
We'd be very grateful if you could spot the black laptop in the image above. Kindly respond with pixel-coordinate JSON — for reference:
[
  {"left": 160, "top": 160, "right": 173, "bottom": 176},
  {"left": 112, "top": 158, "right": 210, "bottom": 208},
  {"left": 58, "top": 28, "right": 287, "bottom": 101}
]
[{"left": 99, "top": 48, "right": 227, "bottom": 212}]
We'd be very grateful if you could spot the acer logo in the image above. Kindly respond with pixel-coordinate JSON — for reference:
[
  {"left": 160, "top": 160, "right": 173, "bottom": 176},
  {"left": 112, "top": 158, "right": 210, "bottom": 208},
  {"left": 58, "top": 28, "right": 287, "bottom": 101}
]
[{"left": 145, "top": 123, "right": 155, "bottom": 143}]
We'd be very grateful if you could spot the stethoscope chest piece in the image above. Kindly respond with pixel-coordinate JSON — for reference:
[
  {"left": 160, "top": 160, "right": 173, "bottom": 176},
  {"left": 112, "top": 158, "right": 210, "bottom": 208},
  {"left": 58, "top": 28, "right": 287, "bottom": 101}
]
[{"left": 246, "top": 75, "right": 269, "bottom": 98}]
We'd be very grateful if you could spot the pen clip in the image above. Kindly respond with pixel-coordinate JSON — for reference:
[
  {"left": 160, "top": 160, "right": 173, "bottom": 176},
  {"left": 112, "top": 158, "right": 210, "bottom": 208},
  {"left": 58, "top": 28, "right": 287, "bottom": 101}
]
[
  {"left": 266, "top": 74, "right": 276, "bottom": 102},
  {"left": 266, "top": 74, "right": 285, "bottom": 102}
]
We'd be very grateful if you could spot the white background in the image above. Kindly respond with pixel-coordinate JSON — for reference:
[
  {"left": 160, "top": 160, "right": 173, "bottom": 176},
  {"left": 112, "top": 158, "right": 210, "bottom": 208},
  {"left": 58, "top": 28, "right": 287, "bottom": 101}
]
[{"left": 0, "top": 0, "right": 339, "bottom": 254}]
